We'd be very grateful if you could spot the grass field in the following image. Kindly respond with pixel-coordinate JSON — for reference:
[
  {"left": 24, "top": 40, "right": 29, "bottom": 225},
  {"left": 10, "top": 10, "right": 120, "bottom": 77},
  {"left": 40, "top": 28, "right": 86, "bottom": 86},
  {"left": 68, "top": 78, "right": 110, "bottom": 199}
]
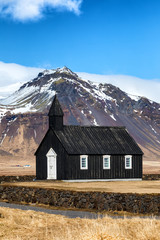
[
  {"left": 0, "top": 207, "right": 160, "bottom": 240},
  {"left": 2, "top": 180, "right": 160, "bottom": 194}
]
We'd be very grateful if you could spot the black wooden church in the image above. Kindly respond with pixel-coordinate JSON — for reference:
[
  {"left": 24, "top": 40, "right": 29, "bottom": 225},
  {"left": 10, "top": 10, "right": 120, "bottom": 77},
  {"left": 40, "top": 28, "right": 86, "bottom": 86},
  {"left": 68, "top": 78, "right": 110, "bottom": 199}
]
[{"left": 35, "top": 95, "right": 143, "bottom": 181}]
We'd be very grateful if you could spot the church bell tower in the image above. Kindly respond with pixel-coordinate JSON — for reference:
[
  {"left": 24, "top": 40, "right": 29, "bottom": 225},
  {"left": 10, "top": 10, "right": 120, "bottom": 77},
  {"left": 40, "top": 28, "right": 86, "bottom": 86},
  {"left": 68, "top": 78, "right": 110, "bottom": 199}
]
[{"left": 48, "top": 95, "right": 64, "bottom": 130}]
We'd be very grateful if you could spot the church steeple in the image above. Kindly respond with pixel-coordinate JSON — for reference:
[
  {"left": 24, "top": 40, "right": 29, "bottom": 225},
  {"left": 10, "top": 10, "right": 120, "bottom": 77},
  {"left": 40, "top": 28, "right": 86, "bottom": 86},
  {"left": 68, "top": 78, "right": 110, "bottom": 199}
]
[{"left": 48, "top": 95, "right": 64, "bottom": 130}]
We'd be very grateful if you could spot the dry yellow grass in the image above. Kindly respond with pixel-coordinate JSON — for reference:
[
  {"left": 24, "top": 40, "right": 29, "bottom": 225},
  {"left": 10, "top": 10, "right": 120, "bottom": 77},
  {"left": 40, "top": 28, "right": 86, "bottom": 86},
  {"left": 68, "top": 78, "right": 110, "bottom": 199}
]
[
  {"left": 3, "top": 180, "right": 160, "bottom": 194},
  {"left": 0, "top": 207, "right": 160, "bottom": 240}
]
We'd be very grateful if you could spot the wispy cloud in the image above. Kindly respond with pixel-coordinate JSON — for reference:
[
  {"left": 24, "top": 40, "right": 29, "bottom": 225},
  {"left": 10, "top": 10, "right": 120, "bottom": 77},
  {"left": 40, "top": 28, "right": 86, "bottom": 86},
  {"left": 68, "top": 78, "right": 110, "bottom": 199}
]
[
  {"left": 77, "top": 72, "right": 160, "bottom": 103},
  {"left": 0, "top": 61, "right": 43, "bottom": 97},
  {"left": 0, "top": 0, "right": 82, "bottom": 21}
]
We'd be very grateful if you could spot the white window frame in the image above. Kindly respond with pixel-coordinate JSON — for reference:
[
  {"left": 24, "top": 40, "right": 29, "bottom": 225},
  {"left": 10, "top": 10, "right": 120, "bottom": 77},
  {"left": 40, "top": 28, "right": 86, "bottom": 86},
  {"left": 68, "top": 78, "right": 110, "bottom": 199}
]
[
  {"left": 80, "top": 155, "right": 88, "bottom": 170},
  {"left": 125, "top": 155, "right": 132, "bottom": 169},
  {"left": 103, "top": 155, "right": 111, "bottom": 169}
]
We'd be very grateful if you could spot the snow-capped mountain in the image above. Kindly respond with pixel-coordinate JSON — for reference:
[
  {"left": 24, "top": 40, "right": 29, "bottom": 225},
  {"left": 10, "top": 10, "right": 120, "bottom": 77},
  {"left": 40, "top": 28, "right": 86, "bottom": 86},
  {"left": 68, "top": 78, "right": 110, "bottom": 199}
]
[
  {"left": 0, "top": 67, "right": 79, "bottom": 116},
  {"left": 0, "top": 66, "right": 160, "bottom": 173}
]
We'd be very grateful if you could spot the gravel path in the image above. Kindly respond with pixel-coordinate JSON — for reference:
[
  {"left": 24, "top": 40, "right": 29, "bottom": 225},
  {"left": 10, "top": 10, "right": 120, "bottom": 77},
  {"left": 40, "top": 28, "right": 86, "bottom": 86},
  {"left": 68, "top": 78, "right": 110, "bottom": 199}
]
[
  {"left": 0, "top": 201, "right": 159, "bottom": 219},
  {"left": 0, "top": 201, "right": 105, "bottom": 219}
]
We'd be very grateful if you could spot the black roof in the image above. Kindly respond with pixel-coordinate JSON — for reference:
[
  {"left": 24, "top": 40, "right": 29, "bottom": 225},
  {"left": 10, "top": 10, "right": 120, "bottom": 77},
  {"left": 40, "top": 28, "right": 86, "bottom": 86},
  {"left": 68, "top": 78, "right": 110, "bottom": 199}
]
[
  {"left": 53, "top": 125, "right": 143, "bottom": 155},
  {"left": 48, "top": 95, "right": 64, "bottom": 116}
]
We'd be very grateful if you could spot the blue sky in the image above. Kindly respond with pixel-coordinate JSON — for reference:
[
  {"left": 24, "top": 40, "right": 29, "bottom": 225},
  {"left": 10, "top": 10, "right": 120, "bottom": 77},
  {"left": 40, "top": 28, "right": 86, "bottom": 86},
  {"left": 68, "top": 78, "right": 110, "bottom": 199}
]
[
  {"left": 1, "top": 0, "right": 160, "bottom": 102},
  {"left": 0, "top": 0, "right": 160, "bottom": 79}
]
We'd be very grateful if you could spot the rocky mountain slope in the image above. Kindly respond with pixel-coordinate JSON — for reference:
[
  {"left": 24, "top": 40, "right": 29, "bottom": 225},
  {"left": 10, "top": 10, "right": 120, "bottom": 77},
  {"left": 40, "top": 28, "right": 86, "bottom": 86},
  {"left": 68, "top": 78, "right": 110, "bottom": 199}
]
[{"left": 0, "top": 67, "right": 160, "bottom": 173}]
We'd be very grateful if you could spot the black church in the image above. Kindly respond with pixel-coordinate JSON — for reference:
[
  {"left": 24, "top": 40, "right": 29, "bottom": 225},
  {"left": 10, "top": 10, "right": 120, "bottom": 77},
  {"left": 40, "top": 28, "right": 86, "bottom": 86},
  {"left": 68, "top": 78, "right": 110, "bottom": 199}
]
[{"left": 35, "top": 95, "right": 143, "bottom": 181}]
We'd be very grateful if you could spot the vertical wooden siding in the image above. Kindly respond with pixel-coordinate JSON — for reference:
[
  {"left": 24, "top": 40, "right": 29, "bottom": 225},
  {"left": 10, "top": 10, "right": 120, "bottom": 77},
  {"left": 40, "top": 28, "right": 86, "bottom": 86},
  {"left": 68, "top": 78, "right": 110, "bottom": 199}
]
[{"left": 66, "top": 155, "right": 142, "bottom": 180}]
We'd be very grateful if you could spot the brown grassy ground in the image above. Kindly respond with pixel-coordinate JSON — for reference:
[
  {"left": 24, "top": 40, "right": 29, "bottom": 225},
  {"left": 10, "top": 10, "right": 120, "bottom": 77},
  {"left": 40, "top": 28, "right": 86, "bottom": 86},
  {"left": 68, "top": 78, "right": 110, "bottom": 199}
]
[
  {"left": 3, "top": 180, "right": 160, "bottom": 194},
  {"left": 0, "top": 207, "right": 160, "bottom": 240},
  {"left": 0, "top": 157, "right": 35, "bottom": 176}
]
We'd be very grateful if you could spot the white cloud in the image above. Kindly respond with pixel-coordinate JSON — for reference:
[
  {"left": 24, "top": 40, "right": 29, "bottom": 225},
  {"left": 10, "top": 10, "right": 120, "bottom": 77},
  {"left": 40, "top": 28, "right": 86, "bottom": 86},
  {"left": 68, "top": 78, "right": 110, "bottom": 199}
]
[
  {"left": 0, "top": 0, "right": 82, "bottom": 21},
  {"left": 0, "top": 61, "right": 43, "bottom": 97},
  {"left": 77, "top": 72, "right": 160, "bottom": 103}
]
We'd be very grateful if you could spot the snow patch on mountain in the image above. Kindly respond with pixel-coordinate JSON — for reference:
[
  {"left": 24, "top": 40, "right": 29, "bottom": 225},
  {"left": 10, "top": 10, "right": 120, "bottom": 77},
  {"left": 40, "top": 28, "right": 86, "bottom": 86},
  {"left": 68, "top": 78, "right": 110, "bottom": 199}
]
[
  {"left": 150, "top": 125, "right": 157, "bottom": 134},
  {"left": 127, "top": 94, "right": 141, "bottom": 101},
  {"left": 92, "top": 118, "right": 99, "bottom": 126},
  {"left": 42, "top": 69, "right": 56, "bottom": 75},
  {"left": 110, "top": 114, "right": 116, "bottom": 121},
  {"left": 77, "top": 72, "right": 160, "bottom": 103},
  {"left": 11, "top": 102, "right": 37, "bottom": 114}
]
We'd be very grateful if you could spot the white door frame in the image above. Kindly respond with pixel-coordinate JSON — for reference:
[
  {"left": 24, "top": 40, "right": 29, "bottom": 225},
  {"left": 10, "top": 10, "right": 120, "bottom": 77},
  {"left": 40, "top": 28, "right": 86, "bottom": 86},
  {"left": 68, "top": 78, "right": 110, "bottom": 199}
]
[{"left": 46, "top": 148, "right": 57, "bottom": 180}]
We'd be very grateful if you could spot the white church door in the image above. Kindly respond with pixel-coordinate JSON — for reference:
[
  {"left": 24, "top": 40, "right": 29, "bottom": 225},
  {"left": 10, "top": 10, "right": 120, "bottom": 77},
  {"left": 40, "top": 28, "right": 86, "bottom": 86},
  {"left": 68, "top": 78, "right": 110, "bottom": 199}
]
[{"left": 46, "top": 148, "right": 57, "bottom": 180}]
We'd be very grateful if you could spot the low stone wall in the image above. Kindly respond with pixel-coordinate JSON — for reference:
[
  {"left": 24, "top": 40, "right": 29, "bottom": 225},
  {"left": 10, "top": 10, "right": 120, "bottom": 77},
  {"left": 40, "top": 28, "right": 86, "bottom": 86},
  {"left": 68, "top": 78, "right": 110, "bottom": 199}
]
[
  {"left": 0, "top": 176, "right": 35, "bottom": 183},
  {"left": 0, "top": 185, "right": 160, "bottom": 215},
  {"left": 143, "top": 174, "right": 160, "bottom": 180}
]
